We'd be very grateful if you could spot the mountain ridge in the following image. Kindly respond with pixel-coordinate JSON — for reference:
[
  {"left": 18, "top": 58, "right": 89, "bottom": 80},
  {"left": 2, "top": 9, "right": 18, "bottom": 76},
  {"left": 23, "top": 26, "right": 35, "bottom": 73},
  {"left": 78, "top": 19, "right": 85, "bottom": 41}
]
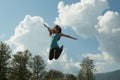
[{"left": 95, "top": 70, "right": 120, "bottom": 80}]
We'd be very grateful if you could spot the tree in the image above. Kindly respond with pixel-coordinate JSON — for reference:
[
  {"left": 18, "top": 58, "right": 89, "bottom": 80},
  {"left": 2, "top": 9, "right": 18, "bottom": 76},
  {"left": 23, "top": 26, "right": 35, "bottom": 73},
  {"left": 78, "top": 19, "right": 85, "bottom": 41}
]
[
  {"left": 0, "top": 42, "right": 11, "bottom": 80},
  {"left": 78, "top": 57, "right": 96, "bottom": 80},
  {"left": 8, "top": 50, "right": 31, "bottom": 80},
  {"left": 45, "top": 69, "right": 64, "bottom": 80},
  {"left": 66, "top": 73, "right": 76, "bottom": 80},
  {"left": 30, "top": 55, "right": 46, "bottom": 80}
]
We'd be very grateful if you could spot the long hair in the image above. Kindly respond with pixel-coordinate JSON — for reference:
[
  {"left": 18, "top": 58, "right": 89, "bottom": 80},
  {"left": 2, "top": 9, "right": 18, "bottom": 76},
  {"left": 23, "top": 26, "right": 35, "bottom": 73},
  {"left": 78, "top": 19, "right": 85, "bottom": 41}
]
[{"left": 50, "top": 24, "right": 62, "bottom": 40}]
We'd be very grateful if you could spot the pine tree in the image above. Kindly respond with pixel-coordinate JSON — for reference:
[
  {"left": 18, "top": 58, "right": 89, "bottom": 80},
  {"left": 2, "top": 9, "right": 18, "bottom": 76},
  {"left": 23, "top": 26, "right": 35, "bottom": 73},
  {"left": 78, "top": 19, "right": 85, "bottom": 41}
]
[
  {"left": 78, "top": 57, "right": 96, "bottom": 80},
  {"left": 0, "top": 42, "right": 11, "bottom": 80}
]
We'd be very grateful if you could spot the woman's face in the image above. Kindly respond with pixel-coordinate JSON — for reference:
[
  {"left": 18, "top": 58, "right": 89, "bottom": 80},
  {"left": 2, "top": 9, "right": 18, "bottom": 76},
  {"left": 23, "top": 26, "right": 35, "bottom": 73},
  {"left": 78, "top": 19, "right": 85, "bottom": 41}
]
[{"left": 54, "top": 27, "right": 59, "bottom": 33}]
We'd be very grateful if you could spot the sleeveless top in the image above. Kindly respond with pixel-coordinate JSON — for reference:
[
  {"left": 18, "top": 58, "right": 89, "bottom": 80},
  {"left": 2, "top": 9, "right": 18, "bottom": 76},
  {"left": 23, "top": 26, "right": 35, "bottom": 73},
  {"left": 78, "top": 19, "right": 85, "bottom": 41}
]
[{"left": 50, "top": 34, "right": 59, "bottom": 48}]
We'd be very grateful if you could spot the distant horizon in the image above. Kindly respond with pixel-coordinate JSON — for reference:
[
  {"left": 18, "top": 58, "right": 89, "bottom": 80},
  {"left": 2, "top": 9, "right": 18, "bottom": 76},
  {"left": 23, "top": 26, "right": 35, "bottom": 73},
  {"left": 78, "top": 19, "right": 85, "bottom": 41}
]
[{"left": 96, "top": 69, "right": 120, "bottom": 74}]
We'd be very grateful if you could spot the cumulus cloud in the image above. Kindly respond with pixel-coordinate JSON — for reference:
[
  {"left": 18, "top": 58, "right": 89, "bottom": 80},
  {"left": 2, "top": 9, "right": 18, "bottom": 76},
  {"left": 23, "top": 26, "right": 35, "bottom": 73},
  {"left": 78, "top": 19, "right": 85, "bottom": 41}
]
[
  {"left": 47, "top": 53, "right": 80, "bottom": 75},
  {"left": 8, "top": 15, "right": 49, "bottom": 59},
  {"left": 55, "top": 0, "right": 109, "bottom": 38},
  {"left": 82, "top": 53, "right": 116, "bottom": 73},
  {"left": 96, "top": 11, "right": 120, "bottom": 62},
  {"left": 82, "top": 53, "right": 103, "bottom": 61}
]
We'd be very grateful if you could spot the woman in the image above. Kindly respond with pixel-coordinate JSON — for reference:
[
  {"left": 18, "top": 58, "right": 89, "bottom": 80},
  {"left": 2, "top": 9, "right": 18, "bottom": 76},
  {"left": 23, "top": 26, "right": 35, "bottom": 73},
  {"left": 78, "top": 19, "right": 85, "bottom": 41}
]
[{"left": 43, "top": 23, "right": 77, "bottom": 60}]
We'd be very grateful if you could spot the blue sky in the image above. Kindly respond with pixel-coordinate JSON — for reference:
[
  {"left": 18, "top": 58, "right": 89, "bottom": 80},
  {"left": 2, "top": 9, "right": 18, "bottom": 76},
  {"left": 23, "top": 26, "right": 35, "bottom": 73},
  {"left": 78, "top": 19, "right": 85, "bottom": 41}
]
[
  {"left": 0, "top": 0, "right": 79, "bottom": 39},
  {"left": 0, "top": 0, "right": 120, "bottom": 75}
]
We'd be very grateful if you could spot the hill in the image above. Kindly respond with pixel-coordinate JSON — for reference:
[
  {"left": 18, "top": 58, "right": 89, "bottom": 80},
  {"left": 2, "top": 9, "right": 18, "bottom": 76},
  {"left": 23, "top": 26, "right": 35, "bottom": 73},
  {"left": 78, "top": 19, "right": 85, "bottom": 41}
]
[{"left": 95, "top": 70, "right": 120, "bottom": 80}]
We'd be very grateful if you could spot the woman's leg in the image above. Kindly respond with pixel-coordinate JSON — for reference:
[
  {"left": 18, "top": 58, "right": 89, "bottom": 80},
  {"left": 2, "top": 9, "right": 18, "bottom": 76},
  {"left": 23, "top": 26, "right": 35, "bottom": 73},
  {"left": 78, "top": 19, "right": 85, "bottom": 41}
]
[
  {"left": 49, "top": 48, "right": 54, "bottom": 60},
  {"left": 54, "top": 45, "right": 63, "bottom": 60}
]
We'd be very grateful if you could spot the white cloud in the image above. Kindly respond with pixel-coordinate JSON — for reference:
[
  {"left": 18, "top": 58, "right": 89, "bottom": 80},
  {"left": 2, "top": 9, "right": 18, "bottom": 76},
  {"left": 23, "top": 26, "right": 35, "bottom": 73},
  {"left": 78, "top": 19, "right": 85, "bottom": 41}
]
[
  {"left": 8, "top": 15, "right": 49, "bottom": 59},
  {"left": 55, "top": 0, "right": 109, "bottom": 38},
  {"left": 95, "top": 60, "right": 120, "bottom": 73},
  {"left": 47, "top": 53, "right": 80, "bottom": 75},
  {"left": 82, "top": 53, "right": 103, "bottom": 61},
  {"left": 82, "top": 53, "right": 118, "bottom": 73},
  {"left": 96, "top": 11, "right": 120, "bottom": 62}
]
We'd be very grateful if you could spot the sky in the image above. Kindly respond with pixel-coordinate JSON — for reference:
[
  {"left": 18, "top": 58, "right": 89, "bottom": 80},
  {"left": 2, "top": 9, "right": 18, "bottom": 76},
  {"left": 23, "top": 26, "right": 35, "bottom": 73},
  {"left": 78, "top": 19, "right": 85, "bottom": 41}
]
[{"left": 0, "top": 0, "right": 120, "bottom": 76}]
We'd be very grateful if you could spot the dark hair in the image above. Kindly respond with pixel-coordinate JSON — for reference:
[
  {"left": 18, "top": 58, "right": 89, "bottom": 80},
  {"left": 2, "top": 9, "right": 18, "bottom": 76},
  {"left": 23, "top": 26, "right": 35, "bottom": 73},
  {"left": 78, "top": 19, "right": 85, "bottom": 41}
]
[
  {"left": 54, "top": 25, "right": 61, "bottom": 33},
  {"left": 50, "top": 24, "right": 62, "bottom": 40},
  {"left": 56, "top": 25, "right": 62, "bottom": 41}
]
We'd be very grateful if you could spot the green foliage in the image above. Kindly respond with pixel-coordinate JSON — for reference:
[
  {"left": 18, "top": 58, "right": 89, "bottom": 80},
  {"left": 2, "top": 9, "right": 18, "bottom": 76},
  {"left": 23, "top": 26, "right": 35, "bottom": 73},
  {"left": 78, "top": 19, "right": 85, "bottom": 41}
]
[
  {"left": 8, "top": 50, "right": 32, "bottom": 80},
  {"left": 66, "top": 73, "right": 76, "bottom": 80},
  {"left": 0, "top": 42, "right": 81, "bottom": 80},
  {"left": 78, "top": 57, "right": 96, "bottom": 80},
  {"left": 30, "top": 55, "right": 46, "bottom": 80},
  {"left": 45, "top": 69, "right": 64, "bottom": 80},
  {"left": 0, "top": 42, "right": 11, "bottom": 80}
]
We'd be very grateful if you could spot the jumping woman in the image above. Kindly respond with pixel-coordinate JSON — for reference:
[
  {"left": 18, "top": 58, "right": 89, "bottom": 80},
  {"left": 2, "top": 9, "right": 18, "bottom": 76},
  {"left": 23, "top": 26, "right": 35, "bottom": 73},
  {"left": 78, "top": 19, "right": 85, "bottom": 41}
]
[{"left": 43, "top": 23, "right": 77, "bottom": 60}]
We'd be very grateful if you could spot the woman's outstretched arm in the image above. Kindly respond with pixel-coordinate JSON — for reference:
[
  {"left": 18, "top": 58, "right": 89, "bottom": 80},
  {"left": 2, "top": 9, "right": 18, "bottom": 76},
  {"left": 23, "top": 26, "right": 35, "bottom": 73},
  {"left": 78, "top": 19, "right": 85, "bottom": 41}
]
[
  {"left": 60, "top": 33, "right": 77, "bottom": 40},
  {"left": 43, "top": 23, "right": 52, "bottom": 34}
]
